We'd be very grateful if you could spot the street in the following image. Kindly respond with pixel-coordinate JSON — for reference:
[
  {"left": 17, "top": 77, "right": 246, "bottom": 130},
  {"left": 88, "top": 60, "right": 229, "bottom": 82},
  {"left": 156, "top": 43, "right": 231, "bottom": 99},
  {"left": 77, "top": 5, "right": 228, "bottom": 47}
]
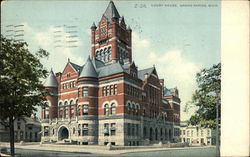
[{"left": 7, "top": 147, "right": 216, "bottom": 157}]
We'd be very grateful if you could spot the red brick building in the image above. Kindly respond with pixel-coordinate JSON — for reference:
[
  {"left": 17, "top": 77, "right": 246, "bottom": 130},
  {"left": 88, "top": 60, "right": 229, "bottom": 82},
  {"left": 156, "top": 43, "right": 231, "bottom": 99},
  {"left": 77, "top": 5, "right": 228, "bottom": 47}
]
[{"left": 41, "top": 1, "right": 181, "bottom": 145}]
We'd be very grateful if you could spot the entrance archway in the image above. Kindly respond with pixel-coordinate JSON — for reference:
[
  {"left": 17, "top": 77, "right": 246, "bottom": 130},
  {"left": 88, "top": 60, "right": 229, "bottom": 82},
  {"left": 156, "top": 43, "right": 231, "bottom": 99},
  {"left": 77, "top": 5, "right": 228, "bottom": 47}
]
[{"left": 58, "top": 126, "right": 69, "bottom": 141}]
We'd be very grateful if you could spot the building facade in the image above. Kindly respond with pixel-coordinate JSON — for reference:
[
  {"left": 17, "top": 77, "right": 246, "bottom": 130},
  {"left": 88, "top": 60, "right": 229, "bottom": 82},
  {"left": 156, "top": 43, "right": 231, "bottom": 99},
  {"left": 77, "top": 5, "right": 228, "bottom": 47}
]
[
  {"left": 41, "top": 1, "right": 181, "bottom": 146},
  {"left": 0, "top": 115, "right": 41, "bottom": 142},
  {"left": 180, "top": 121, "right": 216, "bottom": 146}
]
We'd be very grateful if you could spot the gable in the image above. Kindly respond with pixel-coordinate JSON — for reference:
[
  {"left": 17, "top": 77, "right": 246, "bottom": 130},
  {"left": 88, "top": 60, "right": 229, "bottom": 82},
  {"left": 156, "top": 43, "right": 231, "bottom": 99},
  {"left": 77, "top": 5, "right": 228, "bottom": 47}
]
[{"left": 61, "top": 63, "right": 78, "bottom": 78}]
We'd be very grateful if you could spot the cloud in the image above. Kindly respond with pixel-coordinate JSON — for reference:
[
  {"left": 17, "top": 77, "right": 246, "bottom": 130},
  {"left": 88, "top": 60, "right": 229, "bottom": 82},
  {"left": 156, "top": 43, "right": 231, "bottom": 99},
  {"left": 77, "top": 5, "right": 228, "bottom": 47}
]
[
  {"left": 132, "top": 32, "right": 201, "bottom": 121},
  {"left": 21, "top": 22, "right": 85, "bottom": 71}
]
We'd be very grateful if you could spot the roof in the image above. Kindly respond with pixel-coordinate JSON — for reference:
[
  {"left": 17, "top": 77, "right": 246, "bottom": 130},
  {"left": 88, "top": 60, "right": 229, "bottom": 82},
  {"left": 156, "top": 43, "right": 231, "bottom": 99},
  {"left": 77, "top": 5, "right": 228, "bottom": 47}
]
[
  {"left": 97, "top": 61, "right": 125, "bottom": 78},
  {"left": 70, "top": 62, "right": 82, "bottom": 72},
  {"left": 103, "top": 1, "right": 120, "bottom": 23},
  {"left": 79, "top": 57, "right": 98, "bottom": 78},
  {"left": 18, "top": 116, "right": 41, "bottom": 126},
  {"left": 138, "top": 67, "right": 155, "bottom": 80},
  {"left": 44, "top": 70, "right": 58, "bottom": 87},
  {"left": 164, "top": 88, "right": 176, "bottom": 96}
]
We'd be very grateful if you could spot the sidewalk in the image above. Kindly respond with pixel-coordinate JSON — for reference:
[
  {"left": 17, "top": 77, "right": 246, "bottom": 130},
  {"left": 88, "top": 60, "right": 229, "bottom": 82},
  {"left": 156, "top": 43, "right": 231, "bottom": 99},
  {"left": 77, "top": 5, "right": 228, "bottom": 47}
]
[{"left": 0, "top": 142, "right": 215, "bottom": 155}]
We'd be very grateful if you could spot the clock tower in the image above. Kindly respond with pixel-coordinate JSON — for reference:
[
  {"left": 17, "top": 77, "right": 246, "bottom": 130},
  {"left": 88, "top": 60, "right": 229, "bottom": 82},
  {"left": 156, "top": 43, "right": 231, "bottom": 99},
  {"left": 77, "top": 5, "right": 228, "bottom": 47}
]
[{"left": 91, "top": 1, "right": 132, "bottom": 64}]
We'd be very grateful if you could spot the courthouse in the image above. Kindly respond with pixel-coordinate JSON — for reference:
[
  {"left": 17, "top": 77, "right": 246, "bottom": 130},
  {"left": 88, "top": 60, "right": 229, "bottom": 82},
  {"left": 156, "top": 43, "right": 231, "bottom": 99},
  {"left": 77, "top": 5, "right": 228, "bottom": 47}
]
[{"left": 41, "top": 1, "right": 181, "bottom": 146}]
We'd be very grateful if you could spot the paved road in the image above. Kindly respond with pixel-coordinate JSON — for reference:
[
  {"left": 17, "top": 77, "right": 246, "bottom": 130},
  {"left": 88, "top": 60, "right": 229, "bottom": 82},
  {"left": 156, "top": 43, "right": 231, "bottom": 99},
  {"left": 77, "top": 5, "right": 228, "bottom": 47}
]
[{"left": 7, "top": 147, "right": 216, "bottom": 157}]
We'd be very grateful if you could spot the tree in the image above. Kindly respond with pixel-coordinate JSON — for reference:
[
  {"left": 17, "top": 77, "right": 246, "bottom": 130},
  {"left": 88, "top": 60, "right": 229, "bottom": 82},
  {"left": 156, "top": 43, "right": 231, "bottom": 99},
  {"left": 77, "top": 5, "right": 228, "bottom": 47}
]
[
  {"left": 0, "top": 35, "right": 49, "bottom": 156},
  {"left": 187, "top": 63, "right": 221, "bottom": 129}
]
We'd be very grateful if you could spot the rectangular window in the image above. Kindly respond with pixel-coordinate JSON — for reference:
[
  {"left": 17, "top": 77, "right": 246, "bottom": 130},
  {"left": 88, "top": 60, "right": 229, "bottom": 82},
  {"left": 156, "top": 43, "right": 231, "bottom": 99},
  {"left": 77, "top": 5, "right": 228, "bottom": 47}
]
[
  {"left": 82, "top": 124, "right": 88, "bottom": 136},
  {"left": 102, "top": 87, "right": 106, "bottom": 96},
  {"left": 183, "top": 130, "right": 186, "bottom": 135},
  {"left": 111, "top": 123, "right": 116, "bottom": 136},
  {"left": 114, "top": 84, "right": 118, "bottom": 95},
  {"left": 44, "top": 126, "right": 49, "bottom": 136},
  {"left": 136, "top": 124, "right": 139, "bottom": 136},
  {"left": 83, "top": 104, "right": 88, "bottom": 115},
  {"left": 201, "top": 130, "right": 204, "bottom": 137},
  {"left": 106, "top": 86, "right": 110, "bottom": 96},
  {"left": 132, "top": 124, "right": 135, "bottom": 136},
  {"left": 191, "top": 130, "right": 193, "bottom": 136},
  {"left": 78, "top": 88, "right": 80, "bottom": 97},
  {"left": 82, "top": 87, "right": 88, "bottom": 97},
  {"left": 110, "top": 85, "right": 114, "bottom": 96},
  {"left": 207, "top": 129, "right": 210, "bottom": 136},
  {"left": 17, "top": 123, "right": 21, "bottom": 130},
  {"left": 127, "top": 123, "right": 131, "bottom": 136},
  {"left": 104, "top": 123, "right": 109, "bottom": 136}
]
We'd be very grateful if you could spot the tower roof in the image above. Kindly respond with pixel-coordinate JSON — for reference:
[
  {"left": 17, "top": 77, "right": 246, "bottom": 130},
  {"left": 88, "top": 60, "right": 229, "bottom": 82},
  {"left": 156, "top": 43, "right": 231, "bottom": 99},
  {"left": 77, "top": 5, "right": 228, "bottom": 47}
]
[
  {"left": 79, "top": 57, "right": 98, "bottom": 78},
  {"left": 44, "top": 69, "right": 58, "bottom": 88},
  {"left": 103, "top": 1, "right": 120, "bottom": 22}
]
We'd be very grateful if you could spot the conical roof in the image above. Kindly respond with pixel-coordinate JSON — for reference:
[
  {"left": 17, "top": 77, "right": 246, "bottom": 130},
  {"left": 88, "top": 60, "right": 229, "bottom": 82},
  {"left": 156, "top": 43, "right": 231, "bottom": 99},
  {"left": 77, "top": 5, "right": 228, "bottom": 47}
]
[
  {"left": 79, "top": 57, "right": 98, "bottom": 78},
  {"left": 44, "top": 69, "right": 58, "bottom": 87},
  {"left": 103, "top": 1, "right": 120, "bottom": 22}
]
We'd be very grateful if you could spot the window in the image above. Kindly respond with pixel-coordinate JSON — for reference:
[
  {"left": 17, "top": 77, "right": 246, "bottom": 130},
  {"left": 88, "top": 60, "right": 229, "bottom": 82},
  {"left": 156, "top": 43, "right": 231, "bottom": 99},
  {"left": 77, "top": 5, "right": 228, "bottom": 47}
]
[
  {"left": 45, "top": 102, "right": 49, "bottom": 119},
  {"left": 127, "top": 123, "right": 131, "bottom": 136},
  {"left": 44, "top": 126, "right": 49, "bottom": 136},
  {"left": 207, "top": 129, "right": 210, "bottom": 136},
  {"left": 78, "top": 88, "right": 80, "bottom": 97},
  {"left": 17, "top": 122, "right": 21, "bottom": 130},
  {"left": 59, "top": 102, "right": 63, "bottom": 118},
  {"left": 201, "top": 130, "right": 204, "bottom": 137},
  {"left": 82, "top": 87, "right": 88, "bottom": 97},
  {"left": 70, "top": 100, "right": 74, "bottom": 118},
  {"left": 83, "top": 104, "right": 88, "bottom": 115},
  {"left": 102, "top": 86, "right": 106, "bottom": 96},
  {"left": 187, "top": 130, "right": 190, "bottom": 137},
  {"left": 132, "top": 124, "right": 135, "bottom": 136},
  {"left": 114, "top": 84, "right": 117, "bottom": 95},
  {"left": 106, "top": 86, "right": 110, "bottom": 96},
  {"left": 82, "top": 124, "right": 88, "bottom": 136},
  {"left": 136, "top": 124, "right": 139, "bottom": 136},
  {"left": 191, "top": 130, "right": 194, "bottom": 136},
  {"left": 64, "top": 101, "right": 68, "bottom": 118},
  {"left": 104, "top": 104, "right": 109, "bottom": 116},
  {"left": 183, "top": 130, "right": 186, "bottom": 135},
  {"left": 111, "top": 103, "right": 116, "bottom": 115},
  {"left": 77, "top": 105, "right": 80, "bottom": 116},
  {"left": 110, "top": 85, "right": 114, "bottom": 95},
  {"left": 111, "top": 123, "right": 116, "bottom": 136},
  {"left": 104, "top": 123, "right": 109, "bottom": 136},
  {"left": 67, "top": 73, "right": 71, "bottom": 78}
]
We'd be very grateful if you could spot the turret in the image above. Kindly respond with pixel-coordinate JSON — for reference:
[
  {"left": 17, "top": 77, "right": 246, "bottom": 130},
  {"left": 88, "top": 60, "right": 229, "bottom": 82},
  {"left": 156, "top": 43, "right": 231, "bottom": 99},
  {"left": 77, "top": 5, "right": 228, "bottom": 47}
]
[
  {"left": 43, "top": 69, "right": 58, "bottom": 120},
  {"left": 77, "top": 57, "right": 98, "bottom": 116}
]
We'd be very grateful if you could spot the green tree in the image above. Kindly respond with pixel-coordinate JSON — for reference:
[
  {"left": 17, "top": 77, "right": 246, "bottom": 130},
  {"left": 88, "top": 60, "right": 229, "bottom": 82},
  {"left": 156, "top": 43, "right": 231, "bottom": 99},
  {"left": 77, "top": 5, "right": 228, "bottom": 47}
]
[
  {"left": 0, "top": 35, "right": 49, "bottom": 156},
  {"left": 187, "top": 63, "right": 221, "bottom": 129}
]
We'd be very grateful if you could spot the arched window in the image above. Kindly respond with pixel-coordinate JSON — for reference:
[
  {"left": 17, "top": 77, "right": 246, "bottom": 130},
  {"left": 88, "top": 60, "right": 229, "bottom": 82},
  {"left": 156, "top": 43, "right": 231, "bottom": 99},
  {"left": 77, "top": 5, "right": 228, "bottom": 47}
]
[
  {"left": 64, "top": 101, "right": 68, "bottom": 118},
  {"left": 135, "top": 104, "right": 139, "bottom": 115},
  {"left": 111, "top": 103, "right": 116, "bottom": 115},
  {"left": 70, "top": 100, "right": 74, "bottom": 118},
  {"left": 76, "top": 100, "right": 80, "bottom": 116},
  {"left": 132, "top": 103, "right": 135, "bottom": 115},
  {"left": 108, "top": 47, "right": 112, "bottom": 61},
  {"left": 127, "top": 102, "right": 131, "bottom": 114},
  {"left": 104, "top": 104, "right": 109, "bottom": 116},
  {"left": 59, "top": 102, "right": 63, "bottom": 118},
  {"left": 100, "top": 49, "right": 104, "bottom": 61}
]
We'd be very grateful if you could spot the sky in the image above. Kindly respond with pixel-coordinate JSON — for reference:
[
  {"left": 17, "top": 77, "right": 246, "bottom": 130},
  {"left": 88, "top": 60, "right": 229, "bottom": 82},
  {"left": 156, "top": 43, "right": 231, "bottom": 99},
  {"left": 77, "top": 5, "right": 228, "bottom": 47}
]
[{"left": 1, "top": 0, "right": 221, "bottom": 121}]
